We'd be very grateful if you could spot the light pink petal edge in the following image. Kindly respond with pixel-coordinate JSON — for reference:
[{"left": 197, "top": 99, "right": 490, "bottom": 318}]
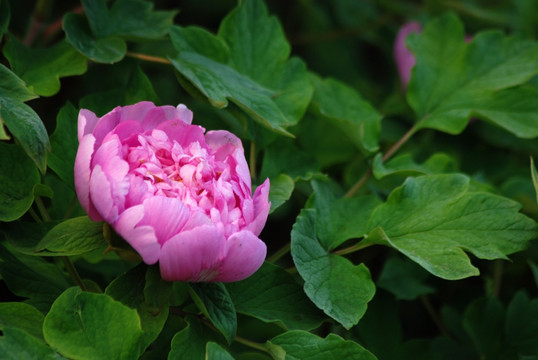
[{"left": 215, "top": 230, "right": 266, "bottom": 282}]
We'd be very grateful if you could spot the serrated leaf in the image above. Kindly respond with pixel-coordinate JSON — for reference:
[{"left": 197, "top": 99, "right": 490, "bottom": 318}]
[
  {"left": 372, "top": 153, "right": 457, "bottom": 180},
  {"left": 408, "top": 13, "right": 538, "bottom": 138},
  {"left": 290, "top": 209, "right": 376, "bottom": 329},
  {"left": 363, "top": 174, "right": 538, "bottom": 280},
  {"left": 189, "top": 283, "right": 237, "bottom": 344},
  {"left": 168, "top": 316, "right": 221, "bottom": 360},
  {"left": 43, "top": 287, "right": 144, "bottom": 360},
  {"left": 269, "top": 330, "right": 377, "bottom": 360},
  {"left": 35, "top": 216, "right": 106, "bottom": 256},
  {"left": 226, "top": 262, "right": 324, "bottom": 330},
  {"left": 0, "top": 143, "right": 40, "bottom": 222},
  {"left": 48, "top": 102, "right": 78, "bottom": 188},
  {"left": 0, "top": 327, "right": 61, "bottom": 360},
  {"left": 63, "top": 0, "right": 176, "bottom": 63},
  {"left": 169, "top": 0, "right": 312, "bottom": 135},
  {"left": 3, "top": 38, "right": 87, "bottom": 96},
  {"left": 309, "top": 75, "right": 382, "bottom": 154},
  {"left": 268, "top": 174, "right": 294, "bottom": 214},
  {"left": 105, "top": 264, "right": 171, "bottom": 352},
  {"left": 0, "top": 302, "right": 44, "bottom": 340},
  {"left": 0, "top": 65, "right": 49, "bottom": 173}
]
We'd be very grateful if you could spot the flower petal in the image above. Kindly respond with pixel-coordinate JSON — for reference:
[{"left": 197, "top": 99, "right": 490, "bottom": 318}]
[
  {"left": 78, "top": 109, "right": 99, "bottom": 142},
  {"left": 118, "top": 101, "right": 156, "bottom": 123},
  {"left": 157, "top": 119, "right": 206, "bottom": 147},
  {"left": 394, "top": 22, "right": 421, "bottom": 89},
  {"left": 137, "top": 196, "right": 190, "bottom": 245},
  {"left": 75, "top": 134, "right": 101, "bottom": 220},
  {"left": 244, "top": 178, "right": 271, "bottom": 236},
  {"left": 89, "top": 165, "right": 119, "bottom": 222},
  {"left": 141, "top": 104, "right": 193, "bottom": 130},
  {"left": 215, "top": 230, "right": 266, "bottom": 282},
  {"left": 159, "top": 225, "right": 226, "bottom": 282},
  {"left": 114, "top": 205, "right": 161, "bottom": 264}
]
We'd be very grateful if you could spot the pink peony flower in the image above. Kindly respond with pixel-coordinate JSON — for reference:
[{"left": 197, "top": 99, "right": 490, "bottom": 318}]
[
  {"left": 74, "top": 101, "right": 270, "bottom": 282},
  {"left": 394, "top": 21, "right": 422, "bottom": 90}
]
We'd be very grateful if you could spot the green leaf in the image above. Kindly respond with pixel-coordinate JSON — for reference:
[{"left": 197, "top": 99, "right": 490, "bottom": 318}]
[
  {"left": 531, "top": 157, "right": 538, "bottom": 205},
  {"left": 206, "top": 342, "right": 235, "bottom": 360},
  {"left": 169, "top": 0, "right": 312, "bottom": 135},
  {"left": 505, "top": 291, "right": 538, "bottom": 355},
  {"left": 105, "top": 264, "right": 171, "bottom": 353},
  {"left": 372, "top": 153, "right": 457, "bottom": 180},
  {"left": 269, "top": 330, "right": 377, "bottom": 360},
  {"left": 0, "top": 143, "right": 40, "bottom": 222},
  {"left": 309, "top": 75, "right": 382, "bottom": 154},
  {"left": 268, "top": 174, "right": 294, "bottom": 214},
  {"left": 0, "top": 0, "right": 9, "bottom": 38},
  {"left": 363, "top": 174, "right": 538, "bottom": 280},
  {"left": 43, "top": 287, "right": 144, "bottom": 360},
  {"left": 48, "top": 103, "right": 79, "bottom": 188},
  {"left": 0, "top": 302, "right": 44, "bottom": 340},
  {"left": 3, "top": 38, "right": 87, "bottom": 97},
  {"left": 259, "top": 140, "right": 319, "bottom": 181},
  {"left": 63, "top": 0, "right": 176, "bottom": 63},
  {"left": 463, "top": 297, "right": 504, "bottom": 358},
  {"left": 168, "top": 316, "right": 221, "bottom": 360},
  {"left": 189, "top": 282, "right": 237, "bottom": 344},
  {"left": 226, "top": 262, "right": 324, "bottom": 330},
  {"left": 376, "top": 256, "right": 435, "bottom": 300},
  {"left": 35, "top": 216, "right": 106, "bottom": 256},
  {"left": 0, "top": 65, "right": 49, "bottom": 173},
  {"left": 79, "top": 66, "right": 159, "bottom": 116},
  {"left": 408, "top": 13, "right": 538, "bottom": 138},
  {"left": 0, "top": 327, "right": 61, "bottom": 360},
  {"left": 312, "top": 179, "right": 382, "bottom": 250},
  {"left": 0, "top": 243, "right": 69, "bottom": 311},
  {"left": 290, "top": 209, "right": 376, "bottom": 329}
]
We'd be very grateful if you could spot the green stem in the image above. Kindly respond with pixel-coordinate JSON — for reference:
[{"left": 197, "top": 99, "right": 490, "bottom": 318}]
[
  {"left": 332, "top": 241, "right": 373, "bottom": 256},
  {"left": 492, "top": 259, "right": 503, "bottom": 298},
  {"left": 64, "top": 195, "right": 78, "bottom": 220},
  {"left": 249, "top": 141, "right": 257, "bottom": 181},
  {"left": 28, "top": 208, "right": 42, "bottom": 223},
  {"left": 267, "top": 243, "right": 290, "bottom": 263},
  {"left": 63, "top": 256, "right": 87, "bottom": 291},
  {"left": 126, "top": 52, "right": 171, "bottom": 65},
  {"left": 35, "top": 196, "right": 51, "bottom": 222},
  {"left": 345, "top": 123, "right": 419, "bottom": 198},
  {"left": 420, "top": 295, "right": 448, "bottom": 336},
  {"left": 234, "top": 336, "right": 270, "bottom": 354}
]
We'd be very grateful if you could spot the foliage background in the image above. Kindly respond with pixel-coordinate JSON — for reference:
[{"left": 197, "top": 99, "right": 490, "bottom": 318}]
[{"left": 1, "top": 0, "right": 538, "bottom": 359}]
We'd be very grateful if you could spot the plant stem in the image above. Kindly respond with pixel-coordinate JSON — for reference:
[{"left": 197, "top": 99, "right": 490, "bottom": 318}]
[
  {"left": 28, "top": 208, "right": 42, "bottom": 223},
  {"left": 64, "top": 196, "right": 78, "bottom": 220},
  {"left": 234, "top": 335, "right": 270, "bottom": 354},
  {"left": 267, "top": 243, "right": 290, "bottom": 263},
  {"left": 35, "top": 196, "right": 51, "bottom": 222},
  {"left": 332, "top": 241, "right": 373, "bottom": 256},
  {"left": 42, "top": 4, "right": 84, "bottom": 42},
  {"left": 345, "top": 124, "right": 419, "bottom": 197},
  {"left": 126, "top": 52, "right": 171, "bottom": 65},
  {"left": 492, "top": 259, "right": 503, "bottom": 298},
  {"left": 63, "top": 256, "right": 87, "bottom": 291},
  {"left": 420, "top": 295, "right": 448, "bottom": 336}
]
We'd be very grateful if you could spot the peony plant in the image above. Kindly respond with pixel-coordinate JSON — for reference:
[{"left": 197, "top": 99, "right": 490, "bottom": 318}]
[{"left": 74, "top": 101, "right": 270, "bottom": 282}]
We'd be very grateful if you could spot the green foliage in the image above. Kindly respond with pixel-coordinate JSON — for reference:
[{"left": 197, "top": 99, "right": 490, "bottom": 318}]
[{"left": 1, "top": 0, "right": 538, "bottom": 359}]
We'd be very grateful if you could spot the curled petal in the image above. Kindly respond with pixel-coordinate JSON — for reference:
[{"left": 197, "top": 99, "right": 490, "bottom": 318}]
[
  {"left": 137, "top": 196, "right": 190, "bottom": 245},
  {"left": 157, "top": 119, "right": 206, "bottom": 147},
  {"left": 75, "top": 134, "right": 100, "bottom": 220},
  {"left": 244, "top": 178, "right": 271, "bottom": 236},
  {"left": 114, "top": 205, "right": 160, "bottom": 264},
  {"left": 394, "top": 22, "right": 422, "bottom": 89},
  {"left": 159, "top": 225, "right": 226, "bottom": 282},
  {"left": 89, "top": 165, "right": 119, "bottom": 223},
  {"left": 78, "top": 109, "right": 100, "bottom": 142},
  {"left": 118, "top": 101, "right": 156, "bottom": 123},
  {"left": 216, "top": 230, "right": 266, "bottom": 282}
]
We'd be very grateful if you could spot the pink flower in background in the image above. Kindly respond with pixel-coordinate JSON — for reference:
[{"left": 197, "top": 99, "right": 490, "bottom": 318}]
[
  {"left": 394, "top": 21, "right": 422, "bottom": 90},
  {"left": 75, "top": 101, "right": 270, "bottom": 282}
]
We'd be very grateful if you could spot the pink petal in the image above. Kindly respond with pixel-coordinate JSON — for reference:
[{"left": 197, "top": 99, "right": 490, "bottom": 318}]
[
  {"left": 78, "top": 109, "right": 99, "bottom": 142},
  {"left": 118, "top": 101, "right": 156, "bottom": 123},
  {"left": 89, "top": 165, "right": 119, "bottom": 222},
  {"left": 244, "top": 178, "right": 270, "bottom": 236},
  {"left": 125, "top": 176, "right": 150, "bottom": 208},
  {"left": 74, "top": 134, "right": 98, "bottom": 219},
  {"left": 158, "top": 225, "right": 226, "bottom": 282},
  {"left": 107, "top": 120, "right": 144, "bottom": 143},
  {"left": 394, "top": 22, "right": 422, "bottom": 89},
  {"left": 91, "top": 108, "right": 121, "bottom": 148},
  {"left": 176, "top": 104, "right": 193, "bottom": 124},
  {"left": 157, "top": 119, "right": 206, "bottom": 147},
  {"left": 114, "top": 205, "right": 161, "bottom": 264},
  {"left": 141, "top": 104, "right": 193, "bottom": 130},
  {"left": 137, "top": 196, "right": 190, "bottom": 245},
  {"left": 205, "top": 130, "right": 251, "bottom": 190},
  {"left": 215, "top": 230, "right": 266, "bottom": 282}
]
